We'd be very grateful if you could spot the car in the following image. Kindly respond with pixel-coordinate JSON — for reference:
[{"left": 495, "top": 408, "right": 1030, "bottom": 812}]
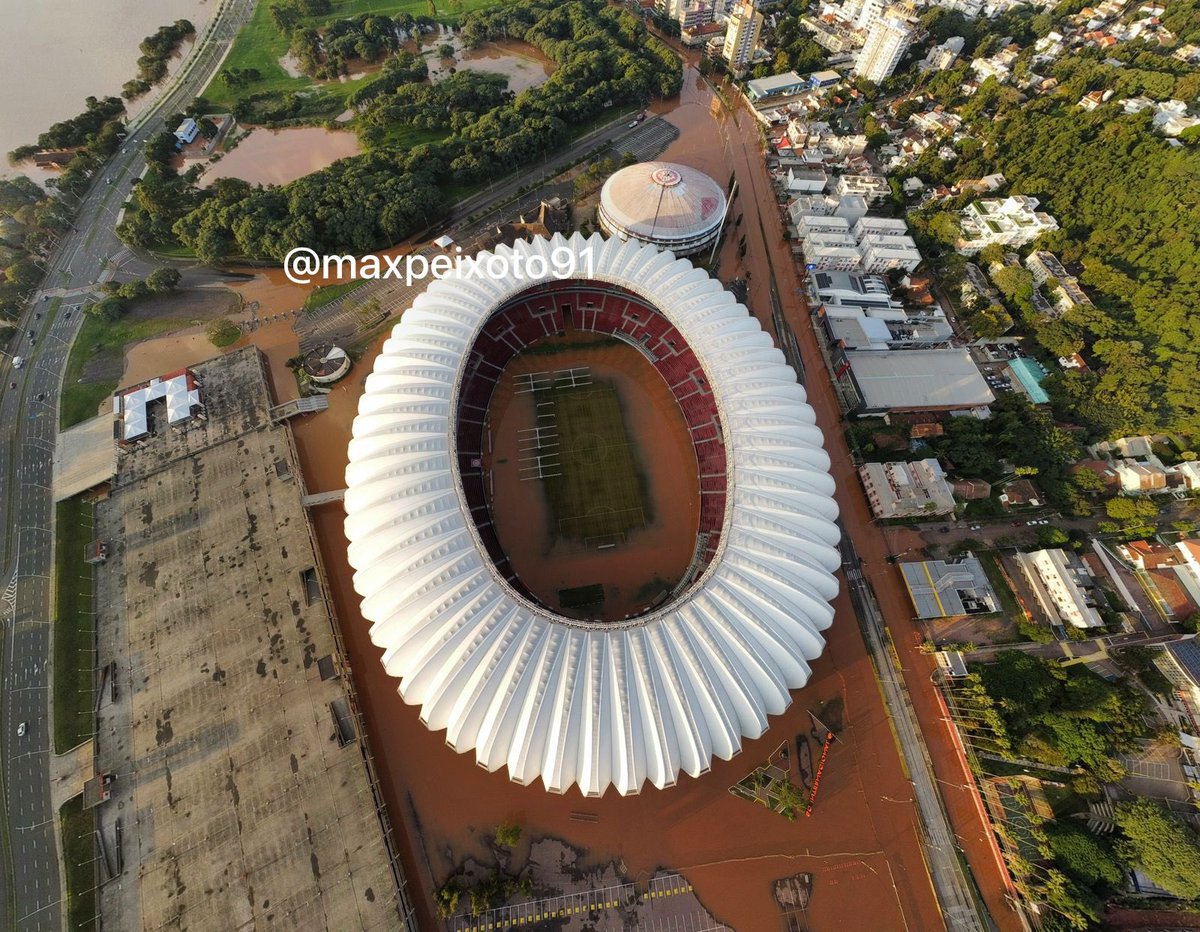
[
  {"left": 1011, "top": 520, "right": 1022, "bottom": 526},
  {"left": 8, "top": 382, "right": 15, "bottom": 390},
  {"left": 636, "top": 112, "right": 646, "bottom": 122},
  {"left": 36, "top": 392, "right": 45, "bottom": 402},
  {"left": 1038, "top": 519, "right": 1051, "bottom": 525},
  {"left": 33, "top": 312, "right": 40, "bottom": 320},
  {"left": 16, "top": 722, "right": 25, "bottom": 737},
  {"left": 628, "top": 121, "right": 638, "bottom": 128},
  {"left": 970, "top": 524, "right": 982, "bottom": 530},
  {"left": 939, "top": 526, "right": 950, "bottom": 534}
]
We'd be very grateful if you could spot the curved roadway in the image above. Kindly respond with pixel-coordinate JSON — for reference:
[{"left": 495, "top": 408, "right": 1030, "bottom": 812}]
[{"left": 0, "top": 1, "right": 252, "bottom": 926}]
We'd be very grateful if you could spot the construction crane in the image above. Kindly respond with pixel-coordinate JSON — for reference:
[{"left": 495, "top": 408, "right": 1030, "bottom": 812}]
[{"left": 805, "top": 709, "right": 839, "bottom": 817}]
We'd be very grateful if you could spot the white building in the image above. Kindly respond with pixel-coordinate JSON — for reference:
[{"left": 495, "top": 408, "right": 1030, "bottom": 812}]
[
  {"left": 836, "top": 173, "right": 891, "bottom": 203},
  {"left": 344, "top": 232, "right": 843, "bottom": 798},
  {"left": 957, "top": 196, "right": 1059, "bottom": 253},
  {"left": 1172, "top": 540, "right": 1200, "bottom": 607},
  {"left": 859, "top": 459, "right": 956, "bottom": 518},
  {"left": 787, "top": 193, "right": 869, "bottom": 224},
  {"left": 921, "top": 36, "right": 965, "bottom": 72},
  {"left": 723, "top": 0, "right": 764, "bottom": 74},
  {"left": 812, "top": 269, "right": 903, "bottom": 310},
  {"left": 174, "top": 118, "right": 200, "bottom": 146},
  {"left": 1016, "top": 548, "right": 1105, "bottom": 630},
  {"left": 854, "top": 9, "right": 916, "bottom": 82}
]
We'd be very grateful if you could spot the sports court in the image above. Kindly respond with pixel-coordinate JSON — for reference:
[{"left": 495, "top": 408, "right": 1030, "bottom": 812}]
[{"left": 484, "top": 335, "right": 700, "bottom": 621}]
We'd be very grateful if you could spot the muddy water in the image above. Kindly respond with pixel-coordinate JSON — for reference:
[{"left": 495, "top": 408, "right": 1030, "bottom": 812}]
[
  {"left": 199, "top": 126, "right": 361, "bottom": 187},
  {"left": 185, "top": 48, "right": 963, "bottom": 932},
  {"left": 0, "top": 0, "right": 213, "bottom": 183},
  {"left": 485, "top": 338, "right": 699, "bottom": 621},
  {"left": 442, "top": 40, "right": 556, "bottom": 95}
]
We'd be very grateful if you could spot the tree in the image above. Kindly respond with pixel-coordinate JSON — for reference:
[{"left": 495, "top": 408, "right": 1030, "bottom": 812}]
[
  {"left": 85, "top": 296, "right": 127, "bottom": 322},
  {"left": 1036, "top": 526, "right": 1070, "bottom": 547},
  {"left": 207, "top": 318, "right": 241, "bottom": 347},
  {"left": 146, "top": 267, "right": 181, "bottom": 293},
  {"left": 1183, "top": 612, "right": 1200, "bottom": 634},
  {"left": 5, "top": 257, "right": 42, "bottom": 290},
  {"left": 992, "top": 266, "right": 1035, "bottom": 315},
  {"left": 1114, "top": 799, "right": 1200, "bottom": 899},
  {"left": 494, "top": 822, "right": 521, "bottom": 847}
]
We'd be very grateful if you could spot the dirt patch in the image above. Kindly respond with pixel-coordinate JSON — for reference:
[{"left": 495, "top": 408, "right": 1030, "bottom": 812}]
[{"left": 924, "top": 614, "right": 1023, "bottom": 647}]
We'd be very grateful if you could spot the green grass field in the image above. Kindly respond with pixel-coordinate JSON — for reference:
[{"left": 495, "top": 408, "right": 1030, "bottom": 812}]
[
  {"left": 202, "top": 0, "right": 514, "bottom": 110},
  {"left": 59, "top": 795, "right": 96, "bottom": 932},
  {"left": 53, "top": 497, "right": 96, "bottom": 754},
  {"left": 60, "top": 313, "right": 189, "bottom": 430},
  {"left": 535, "top": 377, "right": 651, "bottom": 544}
]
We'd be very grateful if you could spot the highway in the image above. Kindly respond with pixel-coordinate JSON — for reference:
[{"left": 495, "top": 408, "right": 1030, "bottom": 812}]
[{"left": 0, "top": 1, "right": 253, "bottom": 926}]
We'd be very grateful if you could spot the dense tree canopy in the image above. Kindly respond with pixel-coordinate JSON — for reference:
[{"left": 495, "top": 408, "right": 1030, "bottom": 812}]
[
  {"left": 1114, "top": 799, "right": 1200, "bottom": 899},
  {"left": 946, "top": 99, "right": 1200, "bottom": 443},
  {"left": 137, "top": 0, "right": 681, "bottom": 262},
  {"left": 965, "top": 651, "right": 1147, "bottom": 779}
]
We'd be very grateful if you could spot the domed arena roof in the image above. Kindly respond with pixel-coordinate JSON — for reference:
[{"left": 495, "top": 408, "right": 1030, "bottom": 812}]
[
  {"left": 598, "top": 161, "right": 726, "bottom": 249},
  {"left": 343, "top": 233, "right": 841, "bottom": 797}
]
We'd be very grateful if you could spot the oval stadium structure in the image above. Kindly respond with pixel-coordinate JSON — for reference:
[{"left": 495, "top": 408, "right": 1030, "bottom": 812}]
[
  {"left": 597, "top": 161, "right": 727, "bottom": 257},
  {"left": 344, "top": 233, "right": 841, "bottom": 797}
]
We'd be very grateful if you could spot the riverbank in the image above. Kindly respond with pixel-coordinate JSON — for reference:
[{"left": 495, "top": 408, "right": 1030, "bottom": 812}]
[{"left": 0, "top": 0, "right": 214, "bottom": 182}]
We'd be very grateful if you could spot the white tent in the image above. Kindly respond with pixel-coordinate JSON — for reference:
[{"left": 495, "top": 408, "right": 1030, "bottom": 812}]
[{"left": 118, "top": 372, "right": 200, "bottom": 442}]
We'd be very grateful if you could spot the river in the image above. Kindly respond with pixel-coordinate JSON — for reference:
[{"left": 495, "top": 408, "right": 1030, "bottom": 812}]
[{"left": 0, "top": 0, "right": 213, "bottom": 182}]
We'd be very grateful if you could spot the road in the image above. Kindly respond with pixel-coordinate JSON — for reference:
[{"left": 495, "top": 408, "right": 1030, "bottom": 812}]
[
  {"left": 840, "top": 532, "right": 986, "bottom": 931},
  {"left": 680, "top": 56, "right": 1022, "bottom": 930},
  {"left": 0, "top": 1, "right": 253, "bottom": 927}
]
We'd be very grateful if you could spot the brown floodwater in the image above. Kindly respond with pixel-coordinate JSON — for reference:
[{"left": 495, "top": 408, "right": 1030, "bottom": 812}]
[
  {"left": 199, "top": 126, "right": 361, "bottom": 187},
  {"left": 441, "top": 39, "right": 557, "bottom": 95},
  {"left": 485, "top": 337, "right": 700, "bottom": 621},
  {"left": 123, "top": 42, "right": 1010, "bottom": 931}
]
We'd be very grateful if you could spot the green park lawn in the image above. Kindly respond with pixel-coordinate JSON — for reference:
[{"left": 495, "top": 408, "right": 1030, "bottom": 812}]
[
  {"left": 60, "top": 314, "right": 189, "bottom": 430},
  {"left": 202, "top": 0, "right": 514, "bottom": 110}
]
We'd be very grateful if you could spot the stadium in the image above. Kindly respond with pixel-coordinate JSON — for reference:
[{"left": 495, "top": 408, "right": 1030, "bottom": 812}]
[
  {"left": 597, "top": 161, "right": 727, "bottom": 257},
  {"left": 344, "top": 233, "right": 841, "bottom": 797}
]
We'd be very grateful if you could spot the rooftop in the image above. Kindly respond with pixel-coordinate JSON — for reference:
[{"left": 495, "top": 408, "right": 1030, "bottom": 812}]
[
  {"left": 900, "top": 557, "right": 998, "bottom": 618},
  {"left": 95, "top": 348, "right": 410, "bottom": 929},
  {"left": 842, "top": 348, "right": 996, "bottom": 410}
]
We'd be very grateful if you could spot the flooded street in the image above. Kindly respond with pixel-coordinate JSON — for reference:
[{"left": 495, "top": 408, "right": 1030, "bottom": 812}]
[
  {"left": 0, "top": 0, "right": 213, "bottom": 182},
  {"left": 199, "top": 126, "right": 362, "bottom": 187}
]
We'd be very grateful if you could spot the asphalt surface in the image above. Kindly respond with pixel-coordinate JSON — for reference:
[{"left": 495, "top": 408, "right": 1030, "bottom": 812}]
[{"left": 0, "top": 1, "right": 253, "bottom": 926}]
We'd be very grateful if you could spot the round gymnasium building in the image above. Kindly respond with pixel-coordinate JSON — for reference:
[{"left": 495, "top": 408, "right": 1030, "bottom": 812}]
[
  {"left": 344, "top": 233, "right": 841, "bottom": 797},
  {"left": 597, "top": 161, "right": 727, "bottom": 257}
]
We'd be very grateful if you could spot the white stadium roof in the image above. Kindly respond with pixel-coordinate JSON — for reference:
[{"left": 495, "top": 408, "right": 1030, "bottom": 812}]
[{"left": 344, "top": 233, "right": 841, "bottom": 797}]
